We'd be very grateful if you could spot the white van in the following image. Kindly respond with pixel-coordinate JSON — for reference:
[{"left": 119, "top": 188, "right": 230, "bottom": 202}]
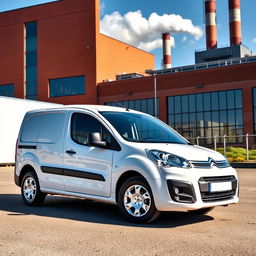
[{"left": 15, "top": 105, "right": 239, "bottom": 223}]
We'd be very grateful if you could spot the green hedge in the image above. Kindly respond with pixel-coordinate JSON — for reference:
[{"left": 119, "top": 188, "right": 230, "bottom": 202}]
[{"left": 215, "top": 147, "right": 256, "bottom": 162}]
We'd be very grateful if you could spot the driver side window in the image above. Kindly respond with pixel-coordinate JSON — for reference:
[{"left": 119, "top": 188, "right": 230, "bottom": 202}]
[{"left": 71, "top": 113, "right": 112, "bottom": 147}]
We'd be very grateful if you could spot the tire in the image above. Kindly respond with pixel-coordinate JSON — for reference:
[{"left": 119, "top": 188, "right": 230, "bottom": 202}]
[
  {"left": 21, "top": 171, "right": 46, "bottom": 206},
  {"left": 189, "top": 207, "right": 215, "bottom": 215},
  {"left": 117, "top": 176, "right": 160, "bottom": 223}
]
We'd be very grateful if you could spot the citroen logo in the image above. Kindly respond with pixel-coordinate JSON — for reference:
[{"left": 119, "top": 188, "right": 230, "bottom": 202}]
[{"left": 208, "top": 158, "right": 216, "bottom": 168}]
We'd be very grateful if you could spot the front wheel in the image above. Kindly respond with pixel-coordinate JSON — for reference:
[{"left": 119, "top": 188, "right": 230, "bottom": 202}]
[
  {"left": 118, "top": 177, "right": 160, "bottom": 223},
  {"left": 21, "top": 171, "right": 46, "bottom": 206}
]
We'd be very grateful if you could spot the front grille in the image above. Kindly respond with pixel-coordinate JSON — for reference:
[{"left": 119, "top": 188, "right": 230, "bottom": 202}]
[
  {"left": 201, "top": 175, "right": 235, "bottom": 182},
  {"left": 198, "top": 175, "right": 237, "bottom": 203},
  {"left": 190, "top": 159, "right": 230, "bottom": 169},
  {"left": 201, "top": 191, "right": 235, "bottom": 202}
]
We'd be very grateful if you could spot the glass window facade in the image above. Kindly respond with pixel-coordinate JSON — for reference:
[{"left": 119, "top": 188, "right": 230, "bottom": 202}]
[
  {"left": 49, "top": 76, "right": 86, "bottom": 97},
  {"left": 25, "top": 21, "right": 38, "bottom": 100},
  {"left": 0, "top": 84, "right": 14, "bottom": 97},
  {"left": 105, "top": 98, "right": 159, "bottom": 116},
  {"left": 167, "top": 89, "right": 243, "bottom": 143},
  {"left": 253, "top": 88, "right": 256, "bottom": 133}
]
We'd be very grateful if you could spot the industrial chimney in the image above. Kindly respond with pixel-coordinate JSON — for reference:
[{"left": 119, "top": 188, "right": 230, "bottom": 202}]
[
  {"left": 205, "top": 0, "right": 217, "bottom": 49},
  {"left": 162, "top": 33, "right": 172, "bottom": 69},
  {"left": 229, "top": 0, "right": 242, "bottom": 45}
]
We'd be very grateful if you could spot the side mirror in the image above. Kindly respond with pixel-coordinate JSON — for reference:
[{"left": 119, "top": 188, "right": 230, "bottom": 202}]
[{"left": 88, "top": 132, "right": 107, "bottom": 148}]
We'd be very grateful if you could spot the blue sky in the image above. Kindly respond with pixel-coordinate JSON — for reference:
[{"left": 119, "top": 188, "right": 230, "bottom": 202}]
[{"left": 1, "top": 0, "right": 256, "bottom": 69}]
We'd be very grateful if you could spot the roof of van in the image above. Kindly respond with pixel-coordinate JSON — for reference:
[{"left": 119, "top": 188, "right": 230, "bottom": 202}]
[{"left": 25, "top": 104, "right": 142, "bottom": 114}]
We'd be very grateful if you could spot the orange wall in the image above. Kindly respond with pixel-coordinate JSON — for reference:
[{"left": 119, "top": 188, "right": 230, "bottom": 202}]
[
  {"left": 96, "top": 34, "right": 154, "bottom": 83},
  {"left": 38, "top": 7, "right": 97, "bottom": 104},
  {"left": 0, "top": 0, "right": 154, "bottom": 104},
  {"left": 0, "top": 24, "right": 25, "bottom": 97},
  {"left": 0, "top": 0, "right": 98, "bottom": 104}
]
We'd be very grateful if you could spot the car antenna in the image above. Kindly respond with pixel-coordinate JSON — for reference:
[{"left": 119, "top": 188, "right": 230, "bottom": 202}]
[{"left": 115, "top": 100, "right": 129, "bottom": 111}]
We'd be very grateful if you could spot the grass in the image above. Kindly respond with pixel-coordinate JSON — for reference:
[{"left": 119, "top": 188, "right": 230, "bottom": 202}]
[{"left": 215, "top": 147, "right": 256, "bottom": 162}]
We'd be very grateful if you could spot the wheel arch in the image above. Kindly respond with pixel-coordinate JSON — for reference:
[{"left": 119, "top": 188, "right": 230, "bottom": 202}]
[
  {"left": 18, "top": 164, "right": 37, "bottom": 186},
  {"left": 115, "top": 170, "right": 149, "bottom": 203}
]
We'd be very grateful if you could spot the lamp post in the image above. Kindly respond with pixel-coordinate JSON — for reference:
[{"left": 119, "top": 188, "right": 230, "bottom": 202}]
[
  {"left": 153, "top": 75, "right": 157, "bottom": 117},
  {"left": 146, "top": 70, "right": 158, "bottom": 117}
]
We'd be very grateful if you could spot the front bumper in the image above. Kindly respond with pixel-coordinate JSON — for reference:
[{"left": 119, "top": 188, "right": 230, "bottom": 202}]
[{"left": 150, "top": 166, "right": 239, "bottom": 211}]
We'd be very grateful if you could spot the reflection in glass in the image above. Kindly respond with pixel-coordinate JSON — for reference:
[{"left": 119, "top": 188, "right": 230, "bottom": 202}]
[
  {"left": 189, "top": 94, "right": 196, "bottom": 112},
  {"left": 168, "top": 115, "right": 175, "bottom": 126},
  {"left": 174, "top": 96, "right": 181, "bottom": 113},
  {"left": 175, "top": 114, "right": 182, "bottom": 126},
  {"left": 25, "top": 21, "right": 38, "bottom": 99},
  {"left": 219, "top": 91, "right": 227, "bottom": 110},
  {"left": 204, "top": 112, "right": 211, "bottom": 128},
  {"left": 181, "top": 95, "right": 188, "bottom": 113},
  {"left": 196, "top": 94, "right": 203, "bottom": 111},
  {"left": 220, "top": 110, "right": 227, "bottom": 125},
  {"left": 211, "top": 92, "right": 219, "bottom": 111},
  {"left": 227, "top": 90, "right": 235, "bottom": 109},
  {"left": 105, "top": 98, "right": 159, "bottom": 116},
  {"left": 212, "top": 111, "right": 219, "bottom": 125},
  {"left": 254, "top": 88, "right": 256, "bottom": 133},
  {"left": 0, "top": 84, "right": 14, "bottom": 97},
  {"left": 227, "top": 110, "right": 235, "bottom": 126},
  {"left": 168, "top": 97, "right": 174, "bottom": 114},
  {"left": 167, "top": 89, "right": 243, "bottom": 144},
  {"left": 196, "top": 112, "right": 204, "bottom": 128},
  {"left": 182, "top": 114, "right": 189, "bottom": 128},
  {"left": 235, "top": 90, "right": 242, "bottom": 108},
  {"left": 50, "top": 76, "right": 85, "bottom": 97},
  {"left": 26, "top": 37, "right": 37, "bottom": 52},
  {"left": 203, "top": 93, "right": 211, "bottom": 111}
]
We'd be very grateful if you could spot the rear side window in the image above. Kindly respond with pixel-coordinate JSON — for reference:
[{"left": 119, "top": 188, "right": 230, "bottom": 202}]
[
  {"left": 21, "top": 114, "right": 41, "bottom": 142},
  {"left": 21, "top": 112, "right": 65, "bottom": 143}
]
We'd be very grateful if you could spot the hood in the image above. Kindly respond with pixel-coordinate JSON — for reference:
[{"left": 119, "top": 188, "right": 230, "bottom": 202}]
[{"left": 140, "top": 143, "right": 225, "bottom": 161}]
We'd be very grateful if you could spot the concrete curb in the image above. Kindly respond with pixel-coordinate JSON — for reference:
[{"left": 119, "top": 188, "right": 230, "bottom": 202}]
[{"left": 231, "top": 163, "right": 256, "bottom": 168}]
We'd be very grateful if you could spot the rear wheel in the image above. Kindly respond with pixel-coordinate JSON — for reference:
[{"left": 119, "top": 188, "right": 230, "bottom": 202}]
[
  {"left": 21, "top": 171, "right": 46, "bottom": 206},
  {"left": 118, "top": 177, "right": 160, "bottom": 223}
]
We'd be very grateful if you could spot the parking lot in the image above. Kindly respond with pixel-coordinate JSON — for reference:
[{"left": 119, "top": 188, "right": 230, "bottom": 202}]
[{"left": 0, "top": 167, "right": 255, "bottom": 256}]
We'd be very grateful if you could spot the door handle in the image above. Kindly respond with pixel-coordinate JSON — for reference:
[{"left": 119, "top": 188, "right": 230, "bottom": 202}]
[{"left": 66, "top": 149, "right": 76, "bottom": 155}]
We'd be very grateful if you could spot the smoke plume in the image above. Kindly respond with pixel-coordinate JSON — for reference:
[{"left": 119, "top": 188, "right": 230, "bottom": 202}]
[{"left": 100, "top": 10, "right": 203, "bottom": 51}]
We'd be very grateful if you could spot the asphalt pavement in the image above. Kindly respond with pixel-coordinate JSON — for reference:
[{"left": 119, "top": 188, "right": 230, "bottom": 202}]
[{"left": 0, "top": 167, "right": 255, "bottom": 256}]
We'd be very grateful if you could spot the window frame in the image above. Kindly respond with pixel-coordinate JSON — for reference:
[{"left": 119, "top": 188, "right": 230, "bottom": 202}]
[
  {"left": 70, "top": 112, "right": 120, "bottom": 151},
  {"left": 0, "top": 84, "right": 15, "bottom": 97},
  {"left": 49, "top": 76, "right": 86, "bottom": 98},
  {"left": 105, "top": 98, "right": 159, "bottom": 116},
  {"left": 167, "top": 89, "right": 243, "bottom": 144},
  {"left": 253, "top": 88, "right": 256, "bottom": 134}
]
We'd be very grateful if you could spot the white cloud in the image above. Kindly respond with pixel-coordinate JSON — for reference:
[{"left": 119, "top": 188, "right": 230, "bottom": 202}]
[
  {"left": 100, "top": 10, "right": 203, "bottom": 52},
  {"left": 182, "top": 36, "right": 187, "bottom": 42},
  {"left": 252, "top": 38, "right": 256, "bottom": 44}
]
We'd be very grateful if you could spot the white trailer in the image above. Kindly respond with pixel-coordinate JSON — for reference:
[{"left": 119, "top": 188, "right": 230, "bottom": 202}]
[{"left": 0, "top": 97, "right": 62, "bottom": 165}]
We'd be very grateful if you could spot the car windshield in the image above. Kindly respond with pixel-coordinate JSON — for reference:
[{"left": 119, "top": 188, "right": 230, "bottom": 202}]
[{"left": 100, "top": 111, "right": 188, "bottom": 144}]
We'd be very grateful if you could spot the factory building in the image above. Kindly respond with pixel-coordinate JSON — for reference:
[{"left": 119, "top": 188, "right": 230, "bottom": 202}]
[
  {"left": 99, "top": 0, "right": 256, "bottom": 144},
  {"left": 0, "top": 0, "right": 256, "bottom": 144},
  {"left": 0, "top": 0, "right": 154, "bottom": 104}
]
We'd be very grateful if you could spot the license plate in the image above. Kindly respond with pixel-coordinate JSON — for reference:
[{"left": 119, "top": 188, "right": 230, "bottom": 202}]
[{"left": 209, "top": 182, "right": 232, "bottom": 192}]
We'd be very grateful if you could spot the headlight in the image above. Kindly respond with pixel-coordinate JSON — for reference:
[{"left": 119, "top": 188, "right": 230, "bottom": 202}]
[{"left": 149, "top": 150, "right": 191, "bottom": 168}]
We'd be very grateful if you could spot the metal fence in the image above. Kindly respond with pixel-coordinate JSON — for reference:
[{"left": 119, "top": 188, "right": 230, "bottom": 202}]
[{"left": 186, "top": 134, "right": 256, "bottom": 162}]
